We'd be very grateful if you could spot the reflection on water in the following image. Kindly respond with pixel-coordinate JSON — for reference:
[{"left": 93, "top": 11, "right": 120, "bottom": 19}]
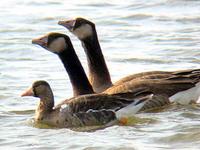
[{"left": 0, "top": 0, "right": 200, "bottom": 149}]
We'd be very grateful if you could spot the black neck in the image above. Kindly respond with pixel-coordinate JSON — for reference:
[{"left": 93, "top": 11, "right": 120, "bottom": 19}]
[
  {"left": 81, "top": 30, "right": 112, "bottom": 89},
  {"left": 58, "top": 47, "right": 94, "bottom": 96}
]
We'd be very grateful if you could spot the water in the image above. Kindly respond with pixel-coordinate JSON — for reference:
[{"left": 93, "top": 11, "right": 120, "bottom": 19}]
[{"left": 0, "top": 0, "right": 200, "bottom": 149}]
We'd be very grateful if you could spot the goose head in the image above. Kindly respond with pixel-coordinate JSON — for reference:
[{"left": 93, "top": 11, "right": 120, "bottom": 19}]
[
  {"left": 21, "top": 80, "right": 54, "bottom": 100},
  {"left": 32, "top": 32, "right": 73, "bottom": 54},
  {"left": 32, "top": 32, "right": 94, "bottom": 96},
  {"left": 21, "top": 80, "right": 54, "bottom": 120},
  {"left": 58, "top": 17, "right": 95, "bottom": 40}
]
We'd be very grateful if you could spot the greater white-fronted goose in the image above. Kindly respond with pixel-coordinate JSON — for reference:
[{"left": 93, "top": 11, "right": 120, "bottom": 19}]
[
  {"left": 21, "top": 80, "right": 169, "bottom": 128},
  {"left": 32, "top": 32, "right": 94, "bottom": 97},
  {"left": 33, "top": 32, "right": 200, "bottom": 105}
]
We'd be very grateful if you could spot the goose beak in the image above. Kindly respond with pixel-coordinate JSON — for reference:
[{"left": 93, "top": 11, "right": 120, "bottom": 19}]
[
  {"left": 58, "top": 20, "right": 76, "bottom": 31},
  {"left": 21, "top": 87, "right": 34, "bottom": 97},
  {"left": 32, "top": 36, "right": 48, "bottom": 48}
]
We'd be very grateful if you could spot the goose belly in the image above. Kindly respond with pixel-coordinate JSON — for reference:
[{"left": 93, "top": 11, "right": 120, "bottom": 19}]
[{"left": 169, "top": 82, "right": 200, "bottom": 105}]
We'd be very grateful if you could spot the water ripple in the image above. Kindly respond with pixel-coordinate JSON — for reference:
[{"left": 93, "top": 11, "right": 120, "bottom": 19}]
[{"left": 0, "top": 0, "right": 200, "bottom": 149}]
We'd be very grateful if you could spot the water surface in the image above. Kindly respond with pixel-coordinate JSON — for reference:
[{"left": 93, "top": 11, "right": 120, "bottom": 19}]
[{"left": 0, "top": 0, "right": 200, "bottom": 149}]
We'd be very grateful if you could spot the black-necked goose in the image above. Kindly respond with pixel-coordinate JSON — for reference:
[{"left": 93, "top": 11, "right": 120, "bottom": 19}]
[
  {"left": 58, "top": 18, "right": 200, "bottom": 105},
  {"left": 58, "top": 18, "right": 112, "bottom": 92},
  {"left": 32, "top": 32, "right": 94, "bottom": 97},
  {"left": 58, "top": 18, "right": 200, "bottom": 93},
  {"left": 21, "top": 80, "right": 169, "bottom": 128},
  {"left": 104, "top": 73, "right": 200, "bottom": 105},
  {"left": 57, "top": 18, "right": 180, "bottom": 92}
]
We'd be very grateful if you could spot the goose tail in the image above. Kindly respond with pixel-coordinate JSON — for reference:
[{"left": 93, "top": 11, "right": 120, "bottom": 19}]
[{"left": 116, "top": 94, "right": 170, "bottom": 119}]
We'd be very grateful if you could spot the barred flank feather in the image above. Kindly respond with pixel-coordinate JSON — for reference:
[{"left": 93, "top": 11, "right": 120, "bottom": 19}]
[{"left": 140, "top": 95, "right": 170, "bottom": 112}]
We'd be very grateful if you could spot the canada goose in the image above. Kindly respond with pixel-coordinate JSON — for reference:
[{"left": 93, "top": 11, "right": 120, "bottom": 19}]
[
  {"left": 58, "top": 18, "right": 112, "bottom": 92},
  {"left": 21, "top": 80, "right": 169, "bottom": 128},
  {"left": 58, "top": 18, "right": 200, "bottom": 104},
  {"left": 58, "top": 18, "right": 177, "bottom": 92},
  {"left": 105, "top": 72, "right": 200, "bottom": 105},
  {"left": 32, "top": 32, "right": 94, "bottom": 97},
  {"left": 58, "top": 18, "right": 200, "bottom": 93},
  {"left": 32, "top": 32, "right": 168, "bottom": 97}
]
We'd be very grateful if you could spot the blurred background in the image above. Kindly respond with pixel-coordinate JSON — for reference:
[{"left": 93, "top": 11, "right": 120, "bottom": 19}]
[{"left": 0, "top": 0, "right": 200, "bottom": 149}]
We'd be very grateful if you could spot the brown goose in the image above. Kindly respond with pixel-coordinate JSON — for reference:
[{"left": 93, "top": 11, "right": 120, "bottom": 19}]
[
  {"left": 58, "top": 18, "right": 200, "bottom": 96},
  {"left": 21, "top": 80, "right": 169, "bottom": 128},
  {"left": 32, "top": 32, "right": 94, "bottom": 97}
]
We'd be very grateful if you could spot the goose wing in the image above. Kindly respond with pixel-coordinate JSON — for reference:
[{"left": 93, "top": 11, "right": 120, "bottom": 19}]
[
  {"left": 67, "top": 87, "right": 170, "bottom": 114},
  {"left": 114, "top": 71, "right": 171, "bottom": 85},
  {"left": 105, "top": 69, "right": 200, "bottom": 97},
  {"left": 114, "top": 69, "right": 200, "bottom": 86}
]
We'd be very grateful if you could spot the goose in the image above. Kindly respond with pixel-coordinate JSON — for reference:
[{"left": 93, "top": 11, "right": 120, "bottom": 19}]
[
  {"left": 32, "top": 32, "right": 168, "bottom": 98},
  {"left": 58, "top": 18, "right": 173, "bottom": 92},
  {"left": 21, "top": 80, "right": 169, "bottom": 128},
  {"left": 58, "top": 18, "right": 200, "bottom": 94},
  {"left": 58, "top": 18, "right": 200, "bottom": 105},
  {"left": 32, "top": 32, "right": 94, "bottom": 97}
]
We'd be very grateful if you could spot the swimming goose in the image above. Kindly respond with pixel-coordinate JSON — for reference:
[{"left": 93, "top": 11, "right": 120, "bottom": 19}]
[
  {"left": 58, "top": 18, "right": 200, "bottom": 104},
  {"left": 58, "top": 18, "right": 112, "bottom": 92},
  {"left": 105, "top": 73, "right": 200, "bottom": 105},
  {"left": 33, "top": 32, "right": 200, "bottom": 105},
  {"left": 58, "top": 18, "right": 173, "bottom": 92},
  {"left": 58, "top": 18, "right": 200, "bottom": 96},
  {"left": 21, "top": 80, "right": 169, "bottom": 128},
  {"left": 32, "top": 32, "right": 94, "bottom": 97}
]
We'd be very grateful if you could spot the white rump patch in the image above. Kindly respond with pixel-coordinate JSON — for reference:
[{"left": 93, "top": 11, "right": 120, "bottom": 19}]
[
  {"left": 73, "top": 24, "right": 93, "bottom": 39},
  {"left": 115, "top": 97, "right": 150, "bottom": 119},
  {"left": 169, "top": 82, "right": 200, "bottom": 105}
]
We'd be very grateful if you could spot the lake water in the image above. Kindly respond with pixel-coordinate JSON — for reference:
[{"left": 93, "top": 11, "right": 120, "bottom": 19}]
[{"left": 0, "top": 0, "right": 200, "bottom": 149}]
